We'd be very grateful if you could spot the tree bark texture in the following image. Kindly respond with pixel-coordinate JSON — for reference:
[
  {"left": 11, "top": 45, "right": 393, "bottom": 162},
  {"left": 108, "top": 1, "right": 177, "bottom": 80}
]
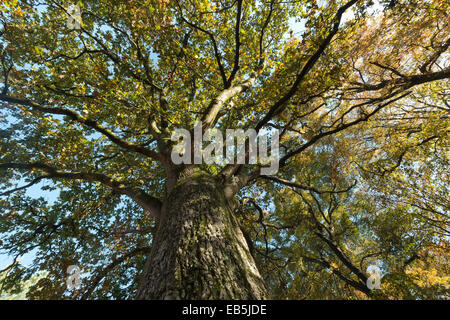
[{"left": 136, "top": 171, "right": 267, "bottom": 299}]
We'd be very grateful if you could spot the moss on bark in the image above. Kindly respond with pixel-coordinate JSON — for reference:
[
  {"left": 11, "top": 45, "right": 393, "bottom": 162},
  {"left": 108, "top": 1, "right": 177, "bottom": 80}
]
[{"left": 136, "top": 171, "right": 267, "bottom": 299}]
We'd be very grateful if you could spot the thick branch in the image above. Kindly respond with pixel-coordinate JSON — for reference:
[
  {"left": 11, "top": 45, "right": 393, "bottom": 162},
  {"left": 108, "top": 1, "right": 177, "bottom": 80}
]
[
  {"left": 302, "top": 255, "right": 371, "bottom": 296},
  {"left": 202, "top": 75, "right": 258, "bottom": 129},
  {"left": 348, "top": 67, "right": 450, "bottom": 92},
  {"left": 315, "top": 231, "right": 368, "bottom": 284},
  {"left": 255, "top": 0, "right": 360, "bottom": 131},
  {"left": 0, "top": 94, "right": 163, "bottom": 161},
  {"left": 279, "top": 92, "right": 411, "bottom": 166},
  {"left": 0, "top": 162, "right": 162, "bottom": 217}
]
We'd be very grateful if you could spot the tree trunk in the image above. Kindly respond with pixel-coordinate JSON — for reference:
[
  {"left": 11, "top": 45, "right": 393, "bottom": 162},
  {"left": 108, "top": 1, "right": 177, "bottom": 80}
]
[{"left": 136, "top": 171, "right": 268, "bottom": 299}]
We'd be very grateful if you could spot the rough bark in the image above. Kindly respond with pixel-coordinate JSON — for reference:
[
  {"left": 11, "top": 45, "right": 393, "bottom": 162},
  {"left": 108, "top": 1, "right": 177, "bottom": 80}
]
[{"left": 136, "top": 170, "right": 267, "bottom": 299}]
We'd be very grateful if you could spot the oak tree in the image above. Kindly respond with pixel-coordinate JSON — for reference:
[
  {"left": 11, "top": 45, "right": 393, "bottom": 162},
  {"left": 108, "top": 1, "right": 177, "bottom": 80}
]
[{"left": 0, "top": 0, "right": 448, "bottom": 299}]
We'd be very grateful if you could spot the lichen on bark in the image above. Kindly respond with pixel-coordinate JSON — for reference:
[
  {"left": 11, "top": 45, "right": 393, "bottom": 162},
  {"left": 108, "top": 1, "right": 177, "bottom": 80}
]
[{"left": 136, "top": 170, "right": 267, "bottom": 299}]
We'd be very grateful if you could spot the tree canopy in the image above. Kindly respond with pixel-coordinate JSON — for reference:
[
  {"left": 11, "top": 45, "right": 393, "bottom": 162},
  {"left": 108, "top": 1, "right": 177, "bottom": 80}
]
[{"left": 0, "top": 0, "right": 448, "bottom": 299}]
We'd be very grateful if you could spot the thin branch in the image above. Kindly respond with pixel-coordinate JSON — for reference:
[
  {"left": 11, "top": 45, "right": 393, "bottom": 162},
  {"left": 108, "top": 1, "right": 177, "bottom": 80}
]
[
  {"left": 261, "top": 175, "right": 357, "bottom": 194},
  {"left": 177, "top": 4, "right": 228, "bottom": 87},
  {"left": 81, "top": 246, "right": 151, "bottom": 299},
  {"left": 226, "top": 0, "right": 243, "bottom": 87}
]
